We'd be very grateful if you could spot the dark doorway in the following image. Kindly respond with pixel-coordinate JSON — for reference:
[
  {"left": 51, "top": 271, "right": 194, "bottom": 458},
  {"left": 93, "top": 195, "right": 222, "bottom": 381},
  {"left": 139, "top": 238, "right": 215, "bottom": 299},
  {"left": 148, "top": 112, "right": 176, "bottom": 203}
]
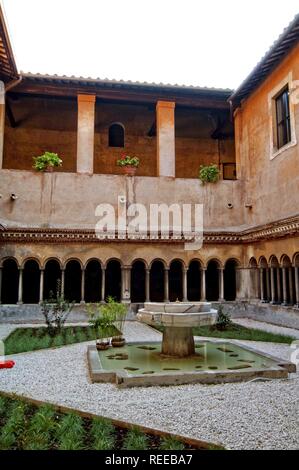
[
  {"left": 85, "top": 260, "right": 101, "bottom": 302},
  {"left": 105, "top": 260, "right": 121, "bottom": 301},
  {"left": 224, "top": 259, "right": 237, "bottom": 301},
  {"left": 150, "top": 261, "right": 164, "bottom": 302},
  {"left": 169, "top": 260, "right": 183, "bottom": 301},
  {"left": 206, "top": 260, "right": 219, "bottom": 301},
  {"left": 44, "top": 260, "right": 61, "bottom": 300},
  {"left": 23, "top": 260, "right": 40, "bottom": 304},
  {"left": 65, "top": 260, "right": 81, "bottom": 303},
  {"left": 1, "top": 259, "right": 19, "bottom": 304},
  {"left": 187, "top": 260, "right": 201, "bottom": 301},
  {"left": 131, "top": 261, "right": 146, "bottom": 303}
]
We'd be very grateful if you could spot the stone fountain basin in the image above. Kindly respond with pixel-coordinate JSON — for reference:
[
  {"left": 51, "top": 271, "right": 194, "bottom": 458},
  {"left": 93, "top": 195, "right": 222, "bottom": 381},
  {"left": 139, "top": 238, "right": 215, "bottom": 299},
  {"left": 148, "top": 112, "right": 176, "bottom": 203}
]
[{"left": 137, "top": 302, "right": 217, "bottom": 328}]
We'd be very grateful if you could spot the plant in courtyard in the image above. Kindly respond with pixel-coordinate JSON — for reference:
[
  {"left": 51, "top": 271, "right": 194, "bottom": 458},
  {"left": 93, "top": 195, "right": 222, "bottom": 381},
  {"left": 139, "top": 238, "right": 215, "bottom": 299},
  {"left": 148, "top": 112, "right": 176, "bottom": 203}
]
[
  {"left": 32, "top": 151, "right": 62, "bottom": 172},
  {"left": 87, "top": 299, "right": 118, "bottom": 346},
  {"left": 116, "top": 155, "right": 140, "bottom": 167},
  {"left": 215, "top": 305, "right": 232, "bottom": 331},
  {"left": 198, "top": 163, "right": 220, "bottom": 184},
  {"left": 122, "top": 427, "right": 149, "bottom": 450},
  {"left": 41, "top": 280, "right": 74, "bottom": 337}
]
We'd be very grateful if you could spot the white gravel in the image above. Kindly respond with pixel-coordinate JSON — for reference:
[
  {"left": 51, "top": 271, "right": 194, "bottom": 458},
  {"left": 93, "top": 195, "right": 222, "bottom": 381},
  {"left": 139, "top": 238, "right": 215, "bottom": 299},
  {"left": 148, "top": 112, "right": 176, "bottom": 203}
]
[{"left": 0, "top": 322, "right": 298, "bottom": 450}]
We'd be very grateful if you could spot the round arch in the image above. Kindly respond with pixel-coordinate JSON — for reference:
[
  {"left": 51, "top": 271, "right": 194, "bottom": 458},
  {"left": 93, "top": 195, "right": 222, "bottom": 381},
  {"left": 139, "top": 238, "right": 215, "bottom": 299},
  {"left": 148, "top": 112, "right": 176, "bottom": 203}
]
[
  {"left": 85, "top": 259, "right": 102, "bottom": 303},
  {"left": 65, "top": 259, "right": 82, "bottom": 303},
  {"left": 23, "top": 259, "right": 40, "bottom": 304},
  {"left": 131, "top": 260, "right": 146, "bottom": 303},
  {"left": 187, "top": 259, "right": 201, "bottom": 301},
  {"left": 43, "top": 259, "right": 61, "bottom": 300},
  {"left": 105, "top": 259, "right": 122, "bottom": 301},
  {"left": 1, "top": 258, "right": 19, "bottom": 304},
  {"left": 150, "top": 259, "right": 165, "bottom": 302}
]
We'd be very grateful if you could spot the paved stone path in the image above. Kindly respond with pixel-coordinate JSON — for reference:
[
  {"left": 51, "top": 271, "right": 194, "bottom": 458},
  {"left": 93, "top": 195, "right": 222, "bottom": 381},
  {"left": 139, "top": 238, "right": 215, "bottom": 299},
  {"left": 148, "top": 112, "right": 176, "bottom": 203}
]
[{"left": 234, "top": 318, "right": 299, "bottom": 339}]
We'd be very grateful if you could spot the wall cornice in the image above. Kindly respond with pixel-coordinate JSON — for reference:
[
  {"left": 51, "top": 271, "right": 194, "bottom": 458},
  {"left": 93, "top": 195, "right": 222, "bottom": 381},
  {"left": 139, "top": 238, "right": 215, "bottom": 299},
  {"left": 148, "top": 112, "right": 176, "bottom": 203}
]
[{"left": 0, "top": 215, "right": 298, "bottom": 245}]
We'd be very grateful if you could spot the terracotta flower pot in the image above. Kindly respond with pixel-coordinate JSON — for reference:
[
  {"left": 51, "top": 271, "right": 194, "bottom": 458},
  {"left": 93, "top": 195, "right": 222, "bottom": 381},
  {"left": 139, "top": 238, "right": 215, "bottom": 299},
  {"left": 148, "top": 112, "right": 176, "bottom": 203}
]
[
  {"left": 96, "top": 341, "right": 110, "bottom": 351},
  {"left": 44, "top": 165, "right": 54, "bottom": 173},
  {"left": 111, "top": 337, "right": 126, "bottom": 348},
  {"left": 123, "top": 166, "right": 137, "bottom": 176}
]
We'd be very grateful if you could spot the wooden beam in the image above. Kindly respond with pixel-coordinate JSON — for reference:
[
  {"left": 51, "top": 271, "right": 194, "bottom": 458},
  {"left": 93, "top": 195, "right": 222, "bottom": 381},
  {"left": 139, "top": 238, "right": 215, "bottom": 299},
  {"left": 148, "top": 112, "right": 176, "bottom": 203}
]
[
  {"left": 148, "top": 120, "right": 156, "bottom": 137},
  {"left": 5, "top": 99, "right": 17, "bottom": 128},
  {"left": 14, "top": 81, "right": 231, "bottom": 110}
]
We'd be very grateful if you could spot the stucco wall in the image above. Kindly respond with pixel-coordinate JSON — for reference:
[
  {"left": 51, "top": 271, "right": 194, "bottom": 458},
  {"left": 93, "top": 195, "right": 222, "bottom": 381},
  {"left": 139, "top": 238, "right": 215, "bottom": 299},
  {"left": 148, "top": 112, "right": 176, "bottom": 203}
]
[
  {"left": 0, "top": 169, "right": 245, "bottom": 230},
  {"left": 235, "top": 43, "right": 299, "bottom": 226}
]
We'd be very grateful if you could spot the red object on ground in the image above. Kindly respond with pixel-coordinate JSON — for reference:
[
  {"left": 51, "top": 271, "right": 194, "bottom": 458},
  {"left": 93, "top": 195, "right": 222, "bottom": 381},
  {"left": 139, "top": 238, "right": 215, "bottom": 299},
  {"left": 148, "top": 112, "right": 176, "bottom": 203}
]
[{"left": 0, "top": 360, "right": 15, "bottom": 369}]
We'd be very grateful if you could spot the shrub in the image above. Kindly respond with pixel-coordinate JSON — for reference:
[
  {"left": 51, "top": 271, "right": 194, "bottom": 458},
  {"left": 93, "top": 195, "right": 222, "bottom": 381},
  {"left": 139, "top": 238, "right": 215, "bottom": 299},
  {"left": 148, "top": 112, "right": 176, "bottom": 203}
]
[
  {"left": 41, "top": 280, "right": 74, "bottom": 336},
  {"left": 33, "top": 152, "right": 62, "bottom": 171},
  {"left": 116, "top": 155, "right": 140, "bottom": 167},
  {"left": 215, "top": 305, "right": 232, "bottom": 331},
  {"left": 198, "top": 164, "right": 220, "bottom": 183}
]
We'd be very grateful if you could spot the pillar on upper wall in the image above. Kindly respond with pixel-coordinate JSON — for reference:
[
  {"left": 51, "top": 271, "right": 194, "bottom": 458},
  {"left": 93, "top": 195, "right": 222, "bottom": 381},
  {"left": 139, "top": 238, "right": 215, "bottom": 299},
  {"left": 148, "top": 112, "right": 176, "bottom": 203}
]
[
  {"left": 0, "top": 81, "right": 5, "bottom": 169},
  {"left": 156, "top": 101, "right": 175, "bottom": 177},
  {"left": 76, "top": 94, "right": 96, "bottom": 174}
]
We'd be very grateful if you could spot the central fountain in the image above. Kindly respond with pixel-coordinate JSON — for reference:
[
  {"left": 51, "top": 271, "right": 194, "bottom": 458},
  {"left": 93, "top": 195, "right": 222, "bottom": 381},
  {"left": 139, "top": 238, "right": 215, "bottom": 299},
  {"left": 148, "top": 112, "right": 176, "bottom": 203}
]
[
  {"left": 87, "top": 301, "right": 296, "bottom": 387},
  {"left": 136, "top": 302, "right": 217, "bottom": 357}
]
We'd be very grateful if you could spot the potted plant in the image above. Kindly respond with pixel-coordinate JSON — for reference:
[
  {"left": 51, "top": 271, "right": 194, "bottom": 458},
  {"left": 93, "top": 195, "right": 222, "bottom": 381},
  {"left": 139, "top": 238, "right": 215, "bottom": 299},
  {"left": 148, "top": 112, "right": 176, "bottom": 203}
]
[
  {"left": 87, "top": 300, "right": 120, "bottom": 350},
  {"left": 106, "top": 297, "right": 127, "bottom": 347},
  {"left": 33, "top": 152, "right": 62, "bottom": 172},
  {"left": 198, "top": 164, "right": 220, "bottom": 184},
  {"left": 116, "top": 155, "right": 140, "bottom": 176}
]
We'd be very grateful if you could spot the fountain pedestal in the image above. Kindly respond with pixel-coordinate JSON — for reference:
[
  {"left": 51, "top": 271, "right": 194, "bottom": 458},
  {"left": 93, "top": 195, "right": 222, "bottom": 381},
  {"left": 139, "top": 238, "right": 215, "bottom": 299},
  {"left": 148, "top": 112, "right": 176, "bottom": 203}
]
[
  {"left": 137, "top": 302, "right": 217, "bottom": 358},
  {"left": 162, "top": 326, "right": 195, "bottom": 357}
]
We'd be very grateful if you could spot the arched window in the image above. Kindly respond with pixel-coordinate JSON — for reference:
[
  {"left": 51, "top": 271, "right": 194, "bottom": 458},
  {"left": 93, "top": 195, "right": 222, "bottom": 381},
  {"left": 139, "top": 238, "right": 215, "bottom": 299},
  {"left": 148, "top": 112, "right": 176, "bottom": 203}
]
[{"left": 108, "top": 123, "right": 125, "bottom": 147}]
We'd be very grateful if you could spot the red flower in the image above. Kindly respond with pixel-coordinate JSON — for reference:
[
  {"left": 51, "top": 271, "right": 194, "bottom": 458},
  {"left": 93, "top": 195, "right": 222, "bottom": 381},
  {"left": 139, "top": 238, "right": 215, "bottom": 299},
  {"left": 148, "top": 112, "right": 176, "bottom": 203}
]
[{"left": 0, "top": 360, "right": 15, "bottom": 369}]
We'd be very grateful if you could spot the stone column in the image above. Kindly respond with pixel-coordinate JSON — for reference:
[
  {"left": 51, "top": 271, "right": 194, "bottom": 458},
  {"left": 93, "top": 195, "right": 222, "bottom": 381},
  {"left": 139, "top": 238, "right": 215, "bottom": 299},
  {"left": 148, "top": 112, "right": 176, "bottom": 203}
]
[
  {"left": 0, "top": 266, "right": 2, "bottom": 304},
  {"left": 0, "top": 81, "right": 5, "bottom": 169},
  {"left": 39, "top": 269, "right": 44, "bottom": 304},
  {"left": 276, "top": 268, "right": 282, "bottom": 304},
  {"left": 81, "top": 268, "right": 85, "bottom": 303},
  {"left": 270, "top": 267, "right": 276, "bottom": 304},
  {"left": 145, "top": 268, "right": 150, "bottom": 302},
  {"left": 266, "top": 268, "right": 271, "bottom": 302},
  {"left": 218, "top": 267, "right": 224, "bottom": 301},
  {"left": 295, "top": 267, "right": 299, "bottom": 307},
  {"left": 288, "top": 267, "right": 294, "bottom": 305},
  {"left": 200, "top": 268, "right": 206, "bottom": 301},
  {"left": 17, "top": 268, "right": 23, "bottom": 304},
  {"left": 182, "top": 268, "right": 188, "bottom": 302},
  {"left": 61, "top": 269, "right": 65, "bottom": 299},
  {"left": 282, "top": 267, "right": 288, "bottom": 305},
  {"left": 260, "top": 268, "right": 266, "bottom": 302},
  {"left": 76, "top": 94, "right": 96, "bottom": 174},
  {"left": 164, "top": 268, "right": 169, "bottom": 302},
  {"left": 121, "top": 266, "right": 131, "bottom": 303},
  {"left": 156, "top": 101, "right": 175, "bottom": 177},
  {"left": 101, "top": 267, "right": 106, "bottom": 302}
]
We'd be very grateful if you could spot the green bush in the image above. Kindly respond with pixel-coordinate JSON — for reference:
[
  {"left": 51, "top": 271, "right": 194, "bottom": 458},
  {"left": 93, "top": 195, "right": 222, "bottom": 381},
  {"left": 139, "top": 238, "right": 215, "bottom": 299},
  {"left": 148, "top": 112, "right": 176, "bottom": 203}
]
[
  {"left": 215, "top": 305, "right": 232, "bottom": 331},
  {"left": 198, "top": 164, "right": 220, "bottom": 183},
  {"left": 33, "top": 152, "right": 62, "bottom": 171}
]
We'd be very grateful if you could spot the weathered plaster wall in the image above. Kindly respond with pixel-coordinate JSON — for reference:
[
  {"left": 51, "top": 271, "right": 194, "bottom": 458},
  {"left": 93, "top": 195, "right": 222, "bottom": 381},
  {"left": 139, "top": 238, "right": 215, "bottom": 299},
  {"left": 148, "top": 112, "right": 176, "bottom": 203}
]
[
  {"left": 3, "top": 97, "right": 77, "bottom": 172},
  {"left": 0, "top": 169, "right": 245, "bottom": 230},
  {"left": 235, "top": 43, "right": 299, "bottom": 226}
]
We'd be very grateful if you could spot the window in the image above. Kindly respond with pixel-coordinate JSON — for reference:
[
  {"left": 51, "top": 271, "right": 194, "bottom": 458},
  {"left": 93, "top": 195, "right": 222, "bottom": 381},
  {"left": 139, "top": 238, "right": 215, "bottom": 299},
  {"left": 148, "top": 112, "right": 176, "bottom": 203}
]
[
  {"left": 275, "top": 87, "right": 291, "bottom": 149},
  {"left": 108, "top": 123, "right": 124, "bottom": 147},
  {"left": 222, "top": 163, "right": 236, "bottom": 180}
]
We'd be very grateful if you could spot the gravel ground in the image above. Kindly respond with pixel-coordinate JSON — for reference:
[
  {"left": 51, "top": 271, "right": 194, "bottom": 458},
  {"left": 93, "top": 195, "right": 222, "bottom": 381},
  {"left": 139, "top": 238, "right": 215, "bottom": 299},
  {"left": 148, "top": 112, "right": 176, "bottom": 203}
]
[
  {"left": 0, "top": 322, "right": 298, "bottom": 450},
  {"left": 234, "top": 318, "right": 299, "bottom": 339}
]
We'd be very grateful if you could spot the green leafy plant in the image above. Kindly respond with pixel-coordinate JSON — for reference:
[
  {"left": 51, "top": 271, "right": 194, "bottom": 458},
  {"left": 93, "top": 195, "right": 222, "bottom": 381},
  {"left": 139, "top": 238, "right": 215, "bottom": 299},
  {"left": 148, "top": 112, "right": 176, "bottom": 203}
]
[
  {"left": 116, "top": 155, "right": 140, "bottom": 167},
  {"left": 87, "top": 297, "right": 125, "bottom": 342},
  {"left": 91, "top": 417, "right": 116, "bottom": 450},
  {"left": 41, "top": 280, "right": 74, "bottom": 337},
  {"left": 33, "top": 151, "right": 62, "bottom": 171},
  {"left": 123, "top": 427, "right": 149, "bottom": 450},
  {"left": 57, "top": 413, "right": 85, "bottom": 450},
  {"left": 198, "top": 164, "right": 220, "bottom": 183},
  {"left": 159, "top": 436, "right": 185, "bottom": 450},
  {"left": 215, "top": 305, "right": 232, "bottom": 331}
]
